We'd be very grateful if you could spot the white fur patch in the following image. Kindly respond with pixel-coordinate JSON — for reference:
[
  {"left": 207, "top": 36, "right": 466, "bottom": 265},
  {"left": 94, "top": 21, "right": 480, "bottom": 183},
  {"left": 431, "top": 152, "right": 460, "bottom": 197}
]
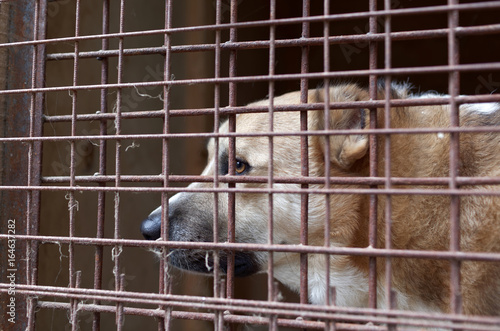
[
  {"left": 308, "top": 262, "right": 369, "bottom": 307},
  {"left": 409, "top": 92, "right": 499, "bottom": 115},
  {"left": 464, "top": 102, "right": 499, "bottom": 114},
  {"left": 409, "top": 91, "right": 442, "bottom": 99}
]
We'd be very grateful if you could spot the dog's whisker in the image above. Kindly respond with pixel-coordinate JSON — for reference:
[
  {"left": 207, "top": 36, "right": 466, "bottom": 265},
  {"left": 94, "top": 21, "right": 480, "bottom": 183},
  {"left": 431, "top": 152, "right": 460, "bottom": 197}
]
[{"left": 205, "top": 251, "right": 213, "bottom": 272}]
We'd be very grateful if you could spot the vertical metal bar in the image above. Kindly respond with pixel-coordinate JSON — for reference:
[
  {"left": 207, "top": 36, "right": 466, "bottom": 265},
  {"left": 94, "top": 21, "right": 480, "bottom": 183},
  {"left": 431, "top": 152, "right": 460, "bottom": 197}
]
[
  {"left": 383, "top": 0, "right": 394, "bottom": 314},
  {"left": 447, "top": 0, "right": 462, "bottom": 316},
  {"left": 225, "top": 0, "right": 238, "bottom": 304},
  {"left": 93, "top": 1, "right": 110, "bottom": 330},
  {"left": 71, "top": 271, "right": 82, "bottom": 331},
  {"left": 368, "top": 0, "right": 379, "bottom": 311},
  {"left": 160, "top": 0, "right": 173, "bottom": 330},
  {"left": 163, "top": 281, "right": 173, "bottom": 330},
  {"left": 383, "top": 3, "right": 398, "bottom": 329},
  {"left": 113, "top": 0, "right": 125, "bottom": 326},
  {"left": 216, "top": 279, "right": 226, "bottom": 330},
  {"left": 322, "top": 0, "right": 332, "bottom": 309},
  {"left": 299, "top": 0, "right": 310, "bottom": 307},
  {"left": 327, "top": 286, "right": 337, "bottom": 331},
  {"left": 270, "top": 281, "right": 280, "bottom": 331},
  {"left": 68, "top": 2, "right": 81, "bottom": 328},
  {"left": 268, "top": 1, "right": 276, "bottom": 330},
  {"left": 27, "top": 0, "right": 46, "bottom": 329},
  {"left": 213, "top": 0, "right": 222, "bottom": 328},
  {"left": 116, "top": 273, "right": 125, "bottom": 331},
  {"left": 27, "top": 0, "right": 40, "bottom": 286}
]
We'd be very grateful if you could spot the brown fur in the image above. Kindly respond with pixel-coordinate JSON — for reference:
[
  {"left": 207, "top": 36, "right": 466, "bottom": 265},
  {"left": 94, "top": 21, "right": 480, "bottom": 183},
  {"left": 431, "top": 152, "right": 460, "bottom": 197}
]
[{"left": 141, "top": 83, "right": 500, "bottom": 315}]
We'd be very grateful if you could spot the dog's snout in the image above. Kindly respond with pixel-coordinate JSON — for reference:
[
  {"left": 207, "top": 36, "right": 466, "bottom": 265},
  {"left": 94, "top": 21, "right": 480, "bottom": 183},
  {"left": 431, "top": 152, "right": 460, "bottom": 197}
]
[{"left": 140, "top": 207, "right": 161, "bottom": 240}]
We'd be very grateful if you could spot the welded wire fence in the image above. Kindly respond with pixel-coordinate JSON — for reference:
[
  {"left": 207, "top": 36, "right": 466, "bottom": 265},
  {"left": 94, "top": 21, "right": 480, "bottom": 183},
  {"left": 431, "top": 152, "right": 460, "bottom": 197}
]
[{"left": 1, "top": 0, "right": 500, "bottom": 330}]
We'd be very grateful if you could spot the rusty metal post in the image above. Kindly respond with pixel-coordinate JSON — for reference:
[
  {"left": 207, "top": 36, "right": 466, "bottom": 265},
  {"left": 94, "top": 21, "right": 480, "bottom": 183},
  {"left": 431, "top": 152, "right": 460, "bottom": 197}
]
[{"left": 0, "top": 1, "right": 46, "bottom": 330}]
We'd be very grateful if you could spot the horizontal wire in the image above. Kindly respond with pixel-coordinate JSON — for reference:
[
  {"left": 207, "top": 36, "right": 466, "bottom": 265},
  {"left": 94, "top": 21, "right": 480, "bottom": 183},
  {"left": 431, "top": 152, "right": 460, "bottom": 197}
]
[
  {"left": 2, "top": 183, "right": 500, "bottom": 196},
  {"left": 1, "top": 233, "right": 500, "bottom": 262},
  {"left": 3, "top": 2, "right": 500, "bottom": 50},
  {"left": 36, "top": 301, "right": 334, "bottom": 330},
  {"left": 2, "top": 62, "right": 500, "bottom": 96},
  {"left": 4, "top": 124, "right": 500, "bottom": 144},
  {"left": 45, "top": 24, "right": 500, "bottom": 61},
  {"left": 41, "top": 94, "right": 500, "bottom": 122},
  {"left": 1, "top": 284, "right": 499, "bottom": 330},
  {"left": 40, "top": 174, "right": 500, "bottom": 186}
]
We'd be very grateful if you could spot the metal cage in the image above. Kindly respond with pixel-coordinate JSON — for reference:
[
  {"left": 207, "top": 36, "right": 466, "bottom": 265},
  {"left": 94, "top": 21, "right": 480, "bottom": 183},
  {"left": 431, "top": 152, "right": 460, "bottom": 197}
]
[{"left": 1, "top": 0, "right": 500, "bottom": 330}]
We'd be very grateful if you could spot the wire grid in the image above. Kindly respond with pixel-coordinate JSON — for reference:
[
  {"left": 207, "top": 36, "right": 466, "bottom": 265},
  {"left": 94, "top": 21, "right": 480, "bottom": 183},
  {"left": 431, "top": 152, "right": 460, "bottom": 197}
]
[{"left": 0, "top": 0, "right": 500, "bottom": 330}]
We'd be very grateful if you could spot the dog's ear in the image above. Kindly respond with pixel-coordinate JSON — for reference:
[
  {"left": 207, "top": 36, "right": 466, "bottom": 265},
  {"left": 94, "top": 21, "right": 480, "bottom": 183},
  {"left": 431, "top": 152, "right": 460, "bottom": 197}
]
[{"left": 312, "top": 85, "right": 370, "bottom": 169}]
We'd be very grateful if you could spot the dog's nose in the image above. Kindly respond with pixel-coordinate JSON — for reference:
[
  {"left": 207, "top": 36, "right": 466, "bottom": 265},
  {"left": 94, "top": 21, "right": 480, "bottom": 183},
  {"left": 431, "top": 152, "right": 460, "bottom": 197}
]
[
  {"left": 140, "top": 217, "right": 161, "bottom": 240},
  {"left": 140, "top": 207, "right": 162, "bottom": 240}
]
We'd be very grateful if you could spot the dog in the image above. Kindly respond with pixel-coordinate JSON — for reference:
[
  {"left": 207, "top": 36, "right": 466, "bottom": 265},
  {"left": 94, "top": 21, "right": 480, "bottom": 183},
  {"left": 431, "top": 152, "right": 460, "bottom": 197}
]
[{"left": 141, "top": 83, "right": 500, "bottom": 315}]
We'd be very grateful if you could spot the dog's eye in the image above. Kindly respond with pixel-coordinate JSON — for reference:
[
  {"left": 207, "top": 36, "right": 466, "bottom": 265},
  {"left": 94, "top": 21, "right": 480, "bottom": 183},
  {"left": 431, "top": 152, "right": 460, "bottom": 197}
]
[{"left": 235, "top": 160, "right": 248, "bottom": 174}]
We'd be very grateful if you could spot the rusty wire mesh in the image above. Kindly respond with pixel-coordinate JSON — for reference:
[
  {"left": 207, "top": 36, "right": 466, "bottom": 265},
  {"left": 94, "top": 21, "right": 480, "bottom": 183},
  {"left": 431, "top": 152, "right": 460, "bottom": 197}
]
[{"left": 1, "top": 0, "right": 500, "bottom": 330}]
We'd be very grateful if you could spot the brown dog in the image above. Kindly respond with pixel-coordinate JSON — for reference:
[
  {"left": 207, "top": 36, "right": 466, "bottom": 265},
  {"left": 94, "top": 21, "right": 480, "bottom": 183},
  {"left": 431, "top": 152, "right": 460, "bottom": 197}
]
[{"left": 141, "top": 83, "right": 500, "bottom": 315}]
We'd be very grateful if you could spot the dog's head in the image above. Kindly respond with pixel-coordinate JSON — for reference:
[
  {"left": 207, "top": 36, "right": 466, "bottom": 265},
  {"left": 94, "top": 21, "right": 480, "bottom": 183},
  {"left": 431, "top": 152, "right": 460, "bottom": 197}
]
[{"left": 141, "top": 84, "right": 371, "bottom": 278}]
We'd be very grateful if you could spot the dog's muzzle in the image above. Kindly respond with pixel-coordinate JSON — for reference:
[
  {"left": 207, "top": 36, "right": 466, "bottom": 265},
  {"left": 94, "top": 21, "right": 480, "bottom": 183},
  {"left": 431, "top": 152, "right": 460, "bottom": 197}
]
[{"left": 140, "top": 198, "right": 261, "bottom": 277}]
